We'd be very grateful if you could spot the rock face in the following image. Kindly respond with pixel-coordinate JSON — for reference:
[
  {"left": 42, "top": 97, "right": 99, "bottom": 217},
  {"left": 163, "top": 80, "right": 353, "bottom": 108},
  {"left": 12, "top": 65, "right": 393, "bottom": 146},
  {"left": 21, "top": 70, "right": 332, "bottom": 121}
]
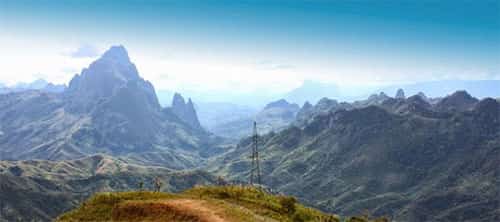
[
  {"left": 295, "top": 101, "right": 313, "bottom": 123},
  {"left": 434, "top": 90, "right": 479, "bottom": 112},
  {"left": 210, "top": 91, "right": 500, "bottom": 222},
  {"left": 170, "top": 93, "right": 202, "bottom": 129},
  {"left": 0, "top": 46, "right": 214, "bottom": 162},
  {"left": 66, "top": 45, "right": 159, "bottom": 111}
]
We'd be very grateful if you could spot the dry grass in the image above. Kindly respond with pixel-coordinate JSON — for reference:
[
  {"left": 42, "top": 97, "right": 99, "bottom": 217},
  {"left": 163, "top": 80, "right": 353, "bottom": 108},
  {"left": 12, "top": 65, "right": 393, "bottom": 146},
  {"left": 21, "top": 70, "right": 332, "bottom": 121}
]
[
  {"left": 56, "top": 186, "right": 344, "bottom": 222},
  {"left": 112, "top": 201, "right": 208, "bottom": 222}
]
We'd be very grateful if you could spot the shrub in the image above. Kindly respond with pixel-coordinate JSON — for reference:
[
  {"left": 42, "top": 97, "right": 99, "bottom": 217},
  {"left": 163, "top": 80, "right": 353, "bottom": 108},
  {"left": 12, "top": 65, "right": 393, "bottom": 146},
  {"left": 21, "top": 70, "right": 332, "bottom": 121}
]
[
  {"left": 344, "top": 216, "right": 390, "bottom": 222},
  {"left": 279, "top": 196, "right": 297, "bottom": 214},
  {"left": 291, "top": 212, "right": 306, "bottom": 222}
]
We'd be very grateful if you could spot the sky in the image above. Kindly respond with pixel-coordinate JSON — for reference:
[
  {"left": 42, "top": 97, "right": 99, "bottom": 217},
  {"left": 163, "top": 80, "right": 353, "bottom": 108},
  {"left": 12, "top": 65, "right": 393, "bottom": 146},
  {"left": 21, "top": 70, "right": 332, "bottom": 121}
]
[{"left": 1, "top": 0, "right": 499, "bottom": 100}]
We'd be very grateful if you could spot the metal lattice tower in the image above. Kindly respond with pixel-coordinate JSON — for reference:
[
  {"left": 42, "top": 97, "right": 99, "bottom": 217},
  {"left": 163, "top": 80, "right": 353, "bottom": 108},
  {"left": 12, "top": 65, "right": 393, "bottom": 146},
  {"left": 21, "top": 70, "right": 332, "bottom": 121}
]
[{"left": 250, "top": 121, "right": 261, "bottom": 185}]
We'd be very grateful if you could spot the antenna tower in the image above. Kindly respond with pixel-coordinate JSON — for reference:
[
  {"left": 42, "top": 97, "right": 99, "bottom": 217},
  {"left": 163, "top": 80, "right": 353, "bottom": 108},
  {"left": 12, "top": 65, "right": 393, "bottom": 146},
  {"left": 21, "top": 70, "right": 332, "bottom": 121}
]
[{"left": 250, "top": 121, "right": 261, "bottom": 185}]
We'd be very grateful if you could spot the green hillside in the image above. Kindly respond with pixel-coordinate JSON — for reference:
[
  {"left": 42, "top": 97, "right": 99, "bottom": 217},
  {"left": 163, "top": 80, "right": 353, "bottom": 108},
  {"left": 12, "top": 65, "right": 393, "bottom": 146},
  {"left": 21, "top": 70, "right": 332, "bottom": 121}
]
[
  {"left": 208, "top": 95, "right": 500, "bottom": 221},
  {"left": 57, "top": 186, "right": 387, "bottom": 222}
]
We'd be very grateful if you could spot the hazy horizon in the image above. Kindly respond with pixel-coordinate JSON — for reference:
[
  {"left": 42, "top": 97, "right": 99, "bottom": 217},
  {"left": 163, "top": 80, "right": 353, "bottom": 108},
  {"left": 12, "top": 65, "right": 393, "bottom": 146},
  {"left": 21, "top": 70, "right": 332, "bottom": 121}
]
[{"left": 1, "top": 0, "right": 499, "bottom": 105}]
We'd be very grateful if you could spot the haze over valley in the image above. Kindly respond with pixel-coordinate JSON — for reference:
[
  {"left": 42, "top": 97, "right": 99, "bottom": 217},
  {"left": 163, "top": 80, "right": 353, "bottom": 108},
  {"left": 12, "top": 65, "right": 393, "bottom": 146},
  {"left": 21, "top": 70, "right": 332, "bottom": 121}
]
[{"left": 1, "top": 1, "right": 499, "bottom": 221}]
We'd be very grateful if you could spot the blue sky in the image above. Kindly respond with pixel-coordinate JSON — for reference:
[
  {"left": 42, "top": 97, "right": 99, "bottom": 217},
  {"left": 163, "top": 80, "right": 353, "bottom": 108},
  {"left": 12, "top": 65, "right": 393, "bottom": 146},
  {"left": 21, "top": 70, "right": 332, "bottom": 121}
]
[{"left": 1, "top": 0, "right": 499, "bottom": 97}]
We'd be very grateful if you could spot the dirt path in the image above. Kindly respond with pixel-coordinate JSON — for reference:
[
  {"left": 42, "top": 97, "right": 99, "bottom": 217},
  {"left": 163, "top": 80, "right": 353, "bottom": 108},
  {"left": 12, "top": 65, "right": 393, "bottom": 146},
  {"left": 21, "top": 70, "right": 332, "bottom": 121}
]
[{"left": 162, "top": 199, "right": 227, "bottom": 222}]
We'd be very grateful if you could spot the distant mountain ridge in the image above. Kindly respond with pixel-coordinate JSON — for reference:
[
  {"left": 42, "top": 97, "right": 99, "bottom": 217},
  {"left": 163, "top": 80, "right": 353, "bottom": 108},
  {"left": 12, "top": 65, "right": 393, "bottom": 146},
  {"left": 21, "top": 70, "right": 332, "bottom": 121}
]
[
  {"left": 0, "top": 79, "right": 66, "bottom": 94},
  {"left": 211, "top": 99, "right": 300, "bottom": 139},
  {"left": 284, "top": 80, "right": 342, "bottom": 105},
  {"left": 282, "top": 80, "right": 500, "bottom": 104}
]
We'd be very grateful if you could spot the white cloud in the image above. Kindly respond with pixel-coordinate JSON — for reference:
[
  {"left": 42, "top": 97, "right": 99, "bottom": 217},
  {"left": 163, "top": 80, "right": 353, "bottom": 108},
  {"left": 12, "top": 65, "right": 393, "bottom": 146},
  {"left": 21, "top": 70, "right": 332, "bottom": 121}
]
[
  {"left": 63, "top": 43, "right": 100, "bottom": 58},
  {"left": 254, "top": 60, "right": 295, "bottom": 70},
  {"left": 133, "top": 53, "right": 301, "bottom": 94},
  {"left": 0, "top": 36, "right": 96, "bottom": 86},
  {"left": 0, "top": 33, "right": 497, "bottom": 96}
]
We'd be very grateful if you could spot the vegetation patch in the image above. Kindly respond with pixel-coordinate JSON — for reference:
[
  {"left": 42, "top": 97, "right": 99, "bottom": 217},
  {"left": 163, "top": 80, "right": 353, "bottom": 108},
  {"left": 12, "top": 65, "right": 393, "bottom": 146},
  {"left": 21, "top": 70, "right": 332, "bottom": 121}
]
[{"left": 57, "top": 185, "right": 389, "bottom": 222}]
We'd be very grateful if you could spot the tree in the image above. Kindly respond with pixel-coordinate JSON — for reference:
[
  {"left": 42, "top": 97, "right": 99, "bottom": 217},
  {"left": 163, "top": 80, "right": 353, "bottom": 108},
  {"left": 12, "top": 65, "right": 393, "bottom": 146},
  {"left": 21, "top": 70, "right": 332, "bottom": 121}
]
[
  {"left": 279, "top": 196, "right": 297, "bottom": 214},
  {"left": 138, "top": 180, "right": 144, "bottom": 191}
]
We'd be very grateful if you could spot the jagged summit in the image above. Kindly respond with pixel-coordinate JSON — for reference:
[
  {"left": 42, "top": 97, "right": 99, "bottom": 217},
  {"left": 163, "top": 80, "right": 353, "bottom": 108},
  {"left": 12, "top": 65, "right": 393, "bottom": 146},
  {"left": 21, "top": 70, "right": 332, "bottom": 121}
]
[
  {"left": 66, "top": 45, "right": 155, "bottom": 111},
  {"left": 69, "top": 45, "right": 138, "bottom": 84},
  {"left": 100, "top": 45, "right": 131, "bottom": 63},
  {"left": 316, "top": 97, "right": 338, "bottom": 109},
  {"left": 172, "top": 93, "right": 186, "bottom": 107},
  {"left": 302, "top": 101, "right": 313, "bottom": 110},
  {"left": 170, "top": 93, "right": 202, "bottom": 129},
  {"left": 417, "top": 91, "right": 427, "bottom": 99},
  {"left": 435, "top": 90, "right": 478, "bottom": 112},
  {"left": 395, "top": 88, "right": 405, "bottom": 99}
]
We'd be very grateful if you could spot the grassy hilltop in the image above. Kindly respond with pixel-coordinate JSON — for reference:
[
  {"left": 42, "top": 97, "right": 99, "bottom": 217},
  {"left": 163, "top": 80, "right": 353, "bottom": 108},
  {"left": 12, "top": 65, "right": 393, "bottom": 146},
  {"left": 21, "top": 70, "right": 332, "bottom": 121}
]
[{"left": 57, "top": 185, "right": 387, "bottom": 222}]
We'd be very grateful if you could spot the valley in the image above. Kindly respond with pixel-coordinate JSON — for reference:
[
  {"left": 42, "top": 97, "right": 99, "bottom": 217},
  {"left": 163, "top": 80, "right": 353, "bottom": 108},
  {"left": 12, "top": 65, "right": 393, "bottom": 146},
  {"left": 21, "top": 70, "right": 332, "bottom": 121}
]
[{"left": 0, "top": 46, "right": 499, "bottom": 222}]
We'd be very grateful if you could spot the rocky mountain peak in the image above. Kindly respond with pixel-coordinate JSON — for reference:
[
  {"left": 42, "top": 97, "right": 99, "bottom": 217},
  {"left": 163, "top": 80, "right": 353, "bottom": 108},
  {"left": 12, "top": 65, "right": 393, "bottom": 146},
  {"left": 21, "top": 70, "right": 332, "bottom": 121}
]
[
  {"left": 406, "top": 94, "right": 430, "bottom": 106},
  {"left": 187, "top": 98, "right": 194, "bottom": 105},
  {"left": 417, "top": 91, "right": 427, "bottom": 99},
  {"left": 170, "top": 93, "right": 201, "bottom": 129},
  {"left": 395, "top": 88, "right": 405, "bottom": 99},
  {"left": 66, "top": 45, "right": 156, "bottom": 111},
  {"left": 435, "top": 90, "right": 478, "bottom": 112},
  {"left": 100, "top": 45, "right": 130, "bottom": 64},
  {"left": 364, "top": 92, "right": 390, "bottom": 106},
  {"left": 172, "top": 93, "right": 186, "bottom": 107},
  {"left": 302, "top": 101, "right": 313, "bottom": 110}
]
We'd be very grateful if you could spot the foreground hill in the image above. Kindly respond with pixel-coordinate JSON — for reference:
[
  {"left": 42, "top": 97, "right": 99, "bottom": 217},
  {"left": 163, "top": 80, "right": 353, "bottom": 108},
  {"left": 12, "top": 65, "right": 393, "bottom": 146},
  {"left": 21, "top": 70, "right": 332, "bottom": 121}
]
[
  {"left": 57, "top": 186, "right": 386, "bottom": 222},
  {"left": 0, "top": 46, "right": 219, "bottom": 165},
  {"left": 210, "top": 91, "right": 500, "bottom": 221},
  {"left": 0, "top": 155, "right": 215, "bottom": 221}
]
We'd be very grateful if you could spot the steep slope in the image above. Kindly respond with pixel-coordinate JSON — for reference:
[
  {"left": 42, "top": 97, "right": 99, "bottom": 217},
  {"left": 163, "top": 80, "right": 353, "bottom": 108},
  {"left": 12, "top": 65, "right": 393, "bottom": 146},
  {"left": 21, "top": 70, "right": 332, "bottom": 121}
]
[
  {"left": 0, "top": 46, "right": 216, "bottom": 163},
  {"left": 169, "top": 93, "right": 202, "bottom": 129},
  {"left": 0, "top": 155, "right": 216, "bottom": 222},
  {"left": 209, "top": 93, "right": 500, "bottom": 221},
  {"left": 434, "top": 90, "right": 479, "bottom": 112}
]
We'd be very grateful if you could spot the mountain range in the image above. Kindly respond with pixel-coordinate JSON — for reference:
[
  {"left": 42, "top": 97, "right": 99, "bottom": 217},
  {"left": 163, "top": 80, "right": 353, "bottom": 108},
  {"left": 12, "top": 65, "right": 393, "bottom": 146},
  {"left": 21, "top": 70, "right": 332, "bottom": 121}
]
[
  {"left": 0, "top": 45, "right": 499, "bottom": 222},
  {"left": 209, "top": 90, "right": 500, "bottom": 222},
  {"left": 0, "top": 46, "right": 218, "bottom": 166},
  {"left": 283, "top": 80, "right": 500, "bottom": 105}
]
